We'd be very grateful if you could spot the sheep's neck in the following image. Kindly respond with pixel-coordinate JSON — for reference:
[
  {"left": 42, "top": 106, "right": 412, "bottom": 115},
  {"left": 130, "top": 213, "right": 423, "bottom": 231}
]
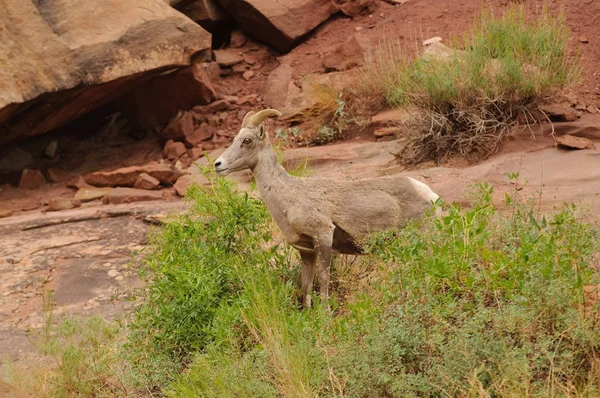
[{"left": 252, "top": 145, "right": 292, "bottom": 198}]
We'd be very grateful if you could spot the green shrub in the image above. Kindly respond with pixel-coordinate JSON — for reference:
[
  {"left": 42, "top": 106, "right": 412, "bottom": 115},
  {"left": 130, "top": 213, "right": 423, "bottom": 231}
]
[
  {"left": 362, "top": 4, "right": 578, "bottom": 162},
  {"left": 326, "top": 183, "right": 600, "bottom": 397}
]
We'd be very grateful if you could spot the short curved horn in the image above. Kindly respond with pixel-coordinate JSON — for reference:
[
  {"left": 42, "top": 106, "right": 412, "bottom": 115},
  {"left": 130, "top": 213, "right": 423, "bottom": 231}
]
[
  {"left": 247, "top": 109, "right": 282, "bottom": 128},
  {"left": 241, "top": 111, "right": 257, "bottom": 128}
]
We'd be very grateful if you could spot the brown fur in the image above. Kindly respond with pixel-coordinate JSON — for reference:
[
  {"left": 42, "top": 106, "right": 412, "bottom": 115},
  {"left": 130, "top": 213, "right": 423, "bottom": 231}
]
[{"left": 215, "top": 110, "right": 439, "bottom": 308}]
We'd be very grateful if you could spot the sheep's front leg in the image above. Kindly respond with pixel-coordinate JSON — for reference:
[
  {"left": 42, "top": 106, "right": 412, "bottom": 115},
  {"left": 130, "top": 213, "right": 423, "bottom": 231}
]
[{"left": 299, "top": 250, "right": 317, "bottom": 308}]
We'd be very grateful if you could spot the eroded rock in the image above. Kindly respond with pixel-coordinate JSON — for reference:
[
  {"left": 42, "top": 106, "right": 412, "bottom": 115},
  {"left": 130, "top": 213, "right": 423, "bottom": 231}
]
[
  {"left": 556, "top": 135, "right": 596, "bottom": 150},
  {"left": 323, "top": 36, "right": 366, "bottom": 71},
  {"left": 163, "top": 112, "right": 195, "bottom": 142},
  {"left": 0, "top": 0, "right": 212, "bottom": 146},
  {"left": 163, "top": 140, "right": 187, "bottom": 160},
  {"left": 74, "top": 187, "right": 114, "bottom": 202},
  {"left": 103, "top": 187, "right": 165, "bottom": 204},
  {"left": 18, "top": 169, "right": 46, "bottom": 190},
  {"left": 85, "top": 164, "right": 184, "bottom": 187},
  {"left": 540, "top": 104, "right": 579, "bottom": 122},
  {"left": 133, "top": 173, "right": 161, "bottom": 190},
  {"left": 118, "top": 63, "right": 217, "bottom": 130},
  {"left": 47, "top": 168, "right": 70, "bottom": 183},
  {"left": 213, "top": 49, "right": 244, "bottom": 67},
  {"left": 47, "top": 198, "right": 81, "bottom": 212},
  {"left": 217, "top": 0, "right": 338, "bottom": 52}
]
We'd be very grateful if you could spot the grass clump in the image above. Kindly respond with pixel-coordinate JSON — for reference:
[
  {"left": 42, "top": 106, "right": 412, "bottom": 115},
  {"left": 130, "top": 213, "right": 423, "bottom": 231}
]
[{"left": 362, "top": 4, "right": 578, "bottom": 163}]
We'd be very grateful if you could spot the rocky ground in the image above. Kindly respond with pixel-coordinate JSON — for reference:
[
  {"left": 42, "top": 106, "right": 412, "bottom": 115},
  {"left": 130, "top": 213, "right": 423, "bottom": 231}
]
[{"left": 1, "top": 0, "right": 600, "bottom": 382}]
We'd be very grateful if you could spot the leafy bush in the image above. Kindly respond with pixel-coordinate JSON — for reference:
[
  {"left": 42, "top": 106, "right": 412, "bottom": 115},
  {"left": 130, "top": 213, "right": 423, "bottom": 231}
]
[
  {"left": 362, "top": 4, "right": 578, "bottom": 162},
  {"left": 166, "top": 176, "right": 600, "bottom": 397},
  {"left": 326, "top": 183, "right": 600, "bottom": 396}
]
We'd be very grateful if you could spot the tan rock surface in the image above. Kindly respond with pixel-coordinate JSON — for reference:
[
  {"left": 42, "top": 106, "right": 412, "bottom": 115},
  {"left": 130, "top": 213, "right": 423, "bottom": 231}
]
[
  {"left": 216, "top": 0, "right": 337, "bottom": 52},
  {"left": 0, "top": 0, "right": 211, "bottom": 146}
]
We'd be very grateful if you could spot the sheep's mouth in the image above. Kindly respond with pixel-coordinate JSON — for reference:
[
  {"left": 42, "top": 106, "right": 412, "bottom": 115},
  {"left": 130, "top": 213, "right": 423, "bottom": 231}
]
[{"left": 215, "top": 167, "right": 229, "bottom": 176}]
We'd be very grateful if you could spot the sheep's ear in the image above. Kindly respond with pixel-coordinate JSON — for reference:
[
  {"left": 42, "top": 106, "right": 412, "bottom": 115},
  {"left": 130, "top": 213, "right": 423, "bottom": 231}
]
[{"left": 257, "top": 123, "right": 265, "bottom": 140}]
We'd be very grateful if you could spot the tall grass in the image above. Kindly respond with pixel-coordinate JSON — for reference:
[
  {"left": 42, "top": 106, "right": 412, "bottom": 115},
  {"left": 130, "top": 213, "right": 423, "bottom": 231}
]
[{"left": 361, "top": 4, "right": 579, "bottom": 162}]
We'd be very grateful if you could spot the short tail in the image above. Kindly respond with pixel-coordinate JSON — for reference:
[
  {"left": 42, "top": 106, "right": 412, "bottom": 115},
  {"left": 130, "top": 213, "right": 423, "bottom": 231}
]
[{"left": 408, "top": 177, "right": 442, "bottom": 217}]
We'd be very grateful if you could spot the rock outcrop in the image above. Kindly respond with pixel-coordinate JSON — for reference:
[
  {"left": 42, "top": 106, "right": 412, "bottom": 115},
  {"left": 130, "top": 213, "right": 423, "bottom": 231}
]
[
  {"left": 216, "top": 0, "right": 338, "bottom": 52},
  {"left": 0, "top": 0, "right": 212, "bottom": 146}
]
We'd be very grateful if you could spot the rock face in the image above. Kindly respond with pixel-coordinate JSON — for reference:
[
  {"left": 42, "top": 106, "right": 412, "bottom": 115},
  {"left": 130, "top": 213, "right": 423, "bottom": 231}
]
[
  {"left": 0, "top": 0, "right": 212, "bottom": 147},
  {"left": 85, "top": 164, "right": 184, "bottom": 187},
  {"left": 216, "top": 0, "right": 337, "bottom": 52},
  {"left": 103, "top": 187, "right": 165, "bottom": 204}
]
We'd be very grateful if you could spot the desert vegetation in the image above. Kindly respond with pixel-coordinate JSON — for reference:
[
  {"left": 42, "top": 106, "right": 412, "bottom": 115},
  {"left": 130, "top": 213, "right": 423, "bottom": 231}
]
[
  {"left": 359, "top": 4, "right": 578, "bottom": 163},
  {"left": 2, "top": 4, "right": 598, "bottom": 398},
  {"left": 4, "top": 168, "right": 599, "bottom": 397}
]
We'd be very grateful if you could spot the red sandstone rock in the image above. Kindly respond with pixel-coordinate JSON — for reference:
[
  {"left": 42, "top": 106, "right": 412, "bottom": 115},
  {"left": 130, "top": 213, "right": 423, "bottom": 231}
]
[
  {"left": 103, "top": 187, "right": 165, "bottom": 204},
  {"left": 133, "top": 173, "right": 161, "bottom": 190},
  {"left": 18, "top": 169, "right": 46, "bottom": 190},
  {"left": 85, "top": 164, "right": 184, "bottom": 187},
  {"left": 163, "top": 140, "right": 187, "bottom": 160}
]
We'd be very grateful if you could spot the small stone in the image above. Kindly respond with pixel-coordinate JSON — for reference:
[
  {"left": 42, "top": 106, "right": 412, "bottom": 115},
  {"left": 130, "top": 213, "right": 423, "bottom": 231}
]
[
  {"left": 243, "top": 54, "right": 256, "bottom": 65},
  {"left": 184, "top": 124, "right": 214, "bottom": 147},
  {"left": 242, "top": 70, "right": 255, "bottom": 80},
  {"left": 354, "top": 26, "right": 363, "bottom": 32},
  {"left": 133, "top": 173, "right": 160, "bottom": 190},
  {"left": 163, "top": 111, "right": 194, "bottom": 141},
  {"left": 67, "top": 175, "right": 91, "bottom": 189},
  {"left": 74, "top": 187, "right": 113, "bottom": 202},
  {"left": 236, "top": 94, "right": 258, "bottom": 105},
  {"left": 115, "top": 275, "right": 124, "bottom": 281},
  {"left": 107, "top": 269, "right": 120, "bottom": 278},
  {"left": 163, "top": 140, "right": 187, "bottom": 160},
  {"left": 44, "top": 140, "right": 58, "bottom": 158},
  {"left": 575, "top": 103, "right": 587, "bottom": 111},
  {"left": 556, "top": 135, "right": 596, "bottom": 150},
  {"left": 213, "top": 49, "right": 244, "bottom": 67},
  {"left": 103, "top": 187, "right": 164, "bottom": 204},
  {"left": 192, "top": 99, "right": 231, "bottom": 115},
  {"left": 229, "top": 30, "right": 247, "bottom": 48},
  {"left": 203, "top": 61, "right": 221, "bottom": 81},
  {"left": 586, "top": 106, "right": 598, "bottom": 114},
  {"left": 18, "top": 169, "right": 46, "bottom": 190},
  {"left": 188, "top": 147, "right": 205, "bottom": 160},
  {"left": 539, "top": 104, "right": 578, "bottom": 122},
  {"left": 47, "top": 198, "right": 81, "bottom": 212},
  {"left": 579, "top": 36, "right": 589, "bottom": 43},
  {"left": 47, "top": 168, "right": 69, "bottom": 183},
  {"left": 174, "top": 175, "right": 193, "bottom": 197},
  {"left": 374, "top": 127, "right": 397, "bottom": 138},
  {"left": 423, "top": 36, "right": 443, "bottom": 46},
  {"left": 0, "top": 209, "right": 14, "bottom": 218},
  {"left": 232, "top": 63, "right": 247, "bottom": 74}
]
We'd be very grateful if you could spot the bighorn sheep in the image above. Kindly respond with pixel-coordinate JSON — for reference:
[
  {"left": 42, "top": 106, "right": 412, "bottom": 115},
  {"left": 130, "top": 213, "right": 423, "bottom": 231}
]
[{"left": 215, "top": 109, "right": 440, "bottom": 308}]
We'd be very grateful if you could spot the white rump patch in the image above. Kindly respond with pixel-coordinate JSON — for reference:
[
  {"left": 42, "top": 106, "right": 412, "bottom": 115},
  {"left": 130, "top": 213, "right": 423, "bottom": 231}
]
[{"left": 408, "top": 177, "right": 439, "bottom": 203}]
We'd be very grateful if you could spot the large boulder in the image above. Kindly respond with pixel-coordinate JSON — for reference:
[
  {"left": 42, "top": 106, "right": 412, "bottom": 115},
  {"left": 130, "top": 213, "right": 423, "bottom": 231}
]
[
  {"left": 216, "top": 0, "right": 338, "bottom": 52},
  {"left": 0, "top": 0, "right": 212, "bottom": 147}
]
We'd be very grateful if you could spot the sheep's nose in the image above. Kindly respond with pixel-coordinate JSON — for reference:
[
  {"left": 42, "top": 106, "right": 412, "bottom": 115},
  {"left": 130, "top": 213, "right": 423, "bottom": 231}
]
[{"left": 214, "top": 160, "right": 222, "bottom": 168}]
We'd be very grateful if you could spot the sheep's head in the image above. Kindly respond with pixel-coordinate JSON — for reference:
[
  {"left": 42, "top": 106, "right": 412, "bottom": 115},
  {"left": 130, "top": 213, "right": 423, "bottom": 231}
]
[{"left": 214, "top": 109, "right": 281, "bottom": 176}]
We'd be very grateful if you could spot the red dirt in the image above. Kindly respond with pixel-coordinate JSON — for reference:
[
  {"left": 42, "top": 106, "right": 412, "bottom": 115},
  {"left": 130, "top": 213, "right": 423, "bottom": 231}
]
[{"left": 1, "top": 0, "right": 599, "bottom": 216}]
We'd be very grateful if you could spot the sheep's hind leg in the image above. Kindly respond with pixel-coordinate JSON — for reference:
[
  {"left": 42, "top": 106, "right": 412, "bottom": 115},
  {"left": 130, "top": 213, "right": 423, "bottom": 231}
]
[
  {"left": 315, "top": 236, "right": 334, "bottom": 309},
  {"left": 299, "top": 250, "right": 317, "bottom": 309}
]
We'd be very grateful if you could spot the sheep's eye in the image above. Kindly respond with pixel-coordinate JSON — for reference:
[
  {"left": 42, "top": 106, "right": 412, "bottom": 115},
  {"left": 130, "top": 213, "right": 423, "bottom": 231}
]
[{"left": 242, "top": 138, "right": 252, "bottom": 145}]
